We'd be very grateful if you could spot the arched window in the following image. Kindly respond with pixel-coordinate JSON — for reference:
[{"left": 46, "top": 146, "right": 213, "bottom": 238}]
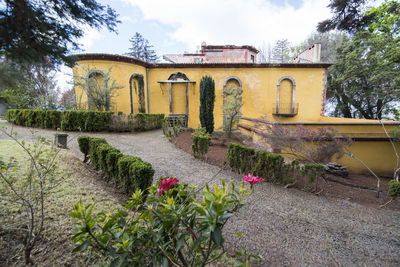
[
  {"left": 223, "top": 76, "right": 243, "bottom": 130},
  {"left": 129, "top": 74, "right": 145, "bottom": 113},
  {"left": 275, "top": 76, "right": 297, "bottom": 116},
  {"left": 86, "top": 70, "right": 105, "bottom": 110}
]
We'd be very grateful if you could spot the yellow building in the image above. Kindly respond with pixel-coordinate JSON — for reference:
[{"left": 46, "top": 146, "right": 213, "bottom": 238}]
[{"left": 73, "top": 53, "right": 400, "bottom": 176}]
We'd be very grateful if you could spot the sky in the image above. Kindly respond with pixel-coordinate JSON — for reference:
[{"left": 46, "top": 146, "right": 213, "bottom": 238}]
[{"left": 57, "top": 0, "right": 334, "bottom": 91}]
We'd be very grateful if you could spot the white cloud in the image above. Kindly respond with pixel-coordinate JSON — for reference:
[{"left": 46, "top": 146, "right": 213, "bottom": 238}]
[
  {"left": 79, "top": 26, "right": 102, "bottom": 50},
  {"left": 122, "top": 0, "right": 332, "bottom": 51}
]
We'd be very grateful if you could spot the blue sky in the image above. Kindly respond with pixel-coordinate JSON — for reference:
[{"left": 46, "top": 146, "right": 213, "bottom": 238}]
[{"left": 58, "top": 0, "right": 333, "bottom": 90}]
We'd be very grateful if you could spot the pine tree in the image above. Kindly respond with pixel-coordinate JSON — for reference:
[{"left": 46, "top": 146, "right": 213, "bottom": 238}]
[
  {"left": 199, "top": 76, "right": 215, "bottom": 134},
  {"left": 272, "top": 39, "right": 291, "bottom": 63},
  {"left": 127, "top": 32, "right": 158, "bottom": 62}
]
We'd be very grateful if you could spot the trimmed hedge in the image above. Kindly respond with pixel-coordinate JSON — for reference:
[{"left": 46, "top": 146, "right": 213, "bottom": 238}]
[
  {"left": 227, "top": 142, "right": 324, "bottom": 186},
  {"left": 61, "top": 110, "right": 112, "bottom": 131},
  {"left": 253, "top": 150, "right": 284, "bottom": 182},
  {"left": 6, "top": 109, "right": 164, "bottom": 132},
  {"left": 227, "top": 143, "right": 255, "bottom": 174},
  {"left": 134, "top": 113, "right": 164, "bottom": 131},
  {"left": 6, "top": 109, "right": 62, "bottom": 129},
  {"left": 77, "top": 136, "right": 154, "bottom": 194}
]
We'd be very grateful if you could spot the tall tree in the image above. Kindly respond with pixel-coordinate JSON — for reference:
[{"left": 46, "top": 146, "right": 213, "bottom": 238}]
[
  {"left": 321, "top": 0, "right": 400, "bottom": 119},
  {"left": 127, "top": 32, "right": 158, "bottom": 62},
  {"left": 317, "top": 0, "right": 370, "bottom": 33},
  {"left": 272, "top": 39, "right": 291, "bottom": 63},
  {"left": 199, "top": 76, "right": 215, "bottom": 134},
  {"left": 0, "top": 0, "right": 119, "bottom": 66}
]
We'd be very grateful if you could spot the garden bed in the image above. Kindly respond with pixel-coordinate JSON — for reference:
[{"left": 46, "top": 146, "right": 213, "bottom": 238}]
[{"left": 172, "top": 129, "right": 400, "bottom": 211}]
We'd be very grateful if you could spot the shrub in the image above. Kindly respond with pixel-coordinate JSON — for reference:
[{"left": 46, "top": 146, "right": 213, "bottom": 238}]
[
  {"left": 253, "top": 150, "right": 285, "bottom": 183},
  {"left": 388, "top": 179, "right": 400, "bottom": 199},
  {"left": 134, "top": 113, "right": 164, "bottom": 131},
  {"left": 227, "top": 143, "right": 255, "bottom": 174},
  {"left": 5, "top": 109, "right": 61, "bottom": 129},
  {"left": 191, "top": 128, "right": 211, "bottom": 159},
  {"left": 88, "top": 138, "right": 108, "bottom": 169},
  {"left": 71, "top": 178, "right": 262, "bottom": 266},
  {"left": 199, "top": 76, "right": 215, "bottom": 134},
  {"left": 96, "top": 143, "right": 119, "bottom": 176},
  {"left": 129, "top": 160, "right": 154, "bottom": 194},
  {"left": 117, "top": 155, "right": 141, "bottom": 189},
  {"left": 301, "top": 163, "right": 325, "bottom": 191},
  {"left": 106, "top": 151, "right": 124, "bottom": 182},
  {"left": 77, "top": 136, "right": 91, "bottom": 163},
  {"left": 61, "top": 110, "right": 112, "bottom": 131}
]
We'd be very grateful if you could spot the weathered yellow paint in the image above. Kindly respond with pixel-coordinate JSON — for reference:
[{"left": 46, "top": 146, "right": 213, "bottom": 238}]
[{"left": 73, "top": 56, "right": 400, "bottom": 175}]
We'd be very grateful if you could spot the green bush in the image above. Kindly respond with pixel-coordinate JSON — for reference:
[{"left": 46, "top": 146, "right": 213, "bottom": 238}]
[
  {"left": 227, "top": 143, "right": 255, "bottom": 174},
  {"left": 253, "top": 150, "right": 285, "bottom": 182},
  {"left": 117, "top": 155, "right": 141, "bottom": 189},
  {"left": 96, "top": 143, "right": 119, "bottom": 175},
  {"left": 191, "top": 128, "right": 211, "bottom": 159},
  {"left": 88, "top": 138, "right": 108, "bottom": 169},
  {"left": 5, "top": 109, "right": 61, "bottom": 129},
  {"left": 134, "top": 113, "right": 164, "bottom": 131},
  {"left": 77, "top": 136, "right": 91, "bottom": 163},
  {"left": 129, "top": 160, "right": 154, "bottom": 193},
  {"left": 388, "top": 179, "right": 400, "bottom": 199},
  {"left": 106, "top": 151, "right": 124, "bottom": 182},
  {"left": 60, "top": 110, "right": 112, "bottom": 131}
]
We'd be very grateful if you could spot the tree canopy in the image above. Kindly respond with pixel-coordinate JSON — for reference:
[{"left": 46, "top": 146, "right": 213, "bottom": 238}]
[
  {"left": 126, "top": 32, "right": 158, "bottom": 62},
  {"left": 319, "top": 0, "right": 400, "bottom": 119},
  {"left": 0, "top": 0, "right": 120, "bottom": 66}
]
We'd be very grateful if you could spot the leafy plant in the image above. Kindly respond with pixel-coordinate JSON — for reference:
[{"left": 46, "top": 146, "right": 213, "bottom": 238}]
[
  {"left": 71, "top": 177, "right": 262, "bottom": 266},
  {"left": 199, "top": 76, "right": 215, "bottom": 134},
  {"left": 192, "top": 128, "right": 211, "bottom": 159},
  {"left": 388, "top": 179, "right": 400, "bottom": 199}
]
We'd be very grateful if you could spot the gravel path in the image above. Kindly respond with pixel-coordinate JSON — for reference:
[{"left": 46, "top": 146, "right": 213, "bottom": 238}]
[{"left": 1, "top": 122, "right": 399, "bottom": 266}]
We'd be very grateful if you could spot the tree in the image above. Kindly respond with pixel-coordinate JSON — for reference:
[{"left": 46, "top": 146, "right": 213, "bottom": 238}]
[
  {"left": 327, "top": 31, "right": 400, "bottom": 119},
  {"left": 317, "top": 0, "right": 370, "bottom": 33},
  {"left": 74, "top": 67, "right": 123, "bottom": 111},
  {"left": 257, "top": 42, "right": 272, "bottom": 63},
  {"left": 223, "top": 86, "right": 243, "bottom": 137},
  {"left": 272, "top": 39, "right": 291, "bottom": 63},
  {"left": 323, "top": 1, "right": 400, "bottom": 119},
  {"left": 0, "top": 60, "right": 60, "bottom": 109},
  {"left": 199, "top": 76, "right": 215, "bottom": 134},
  {"left": 0, "top": 0, "right": 119, "bottom": 66},
  {"left": 60, "top": 88, "right": 76, "bottom": 110},
  {"left": 127, "top": 32, "right": 158, "bottom": 62}
]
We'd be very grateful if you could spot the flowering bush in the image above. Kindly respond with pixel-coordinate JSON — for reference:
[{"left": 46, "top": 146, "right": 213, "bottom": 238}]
[{"left": 70, "top": 177, "right": 262, "bottom": 266}]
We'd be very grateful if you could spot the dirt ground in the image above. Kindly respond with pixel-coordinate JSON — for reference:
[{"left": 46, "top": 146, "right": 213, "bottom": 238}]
[{"left": 172, "top": 129, "right": 400, "bottom": 211}]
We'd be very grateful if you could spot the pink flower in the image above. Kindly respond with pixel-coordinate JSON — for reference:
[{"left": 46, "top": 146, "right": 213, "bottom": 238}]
[
  {"left": 158, "top": 176, "right": 179, "bottom": 195},
  {"left": 243, "top": 173, "right": 264, "bottom": 184}
]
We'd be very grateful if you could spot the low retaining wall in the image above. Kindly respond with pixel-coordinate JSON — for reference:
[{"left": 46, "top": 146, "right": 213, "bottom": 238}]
[{"left": 239, "top": 117, "right": 400, "bottom": 176}]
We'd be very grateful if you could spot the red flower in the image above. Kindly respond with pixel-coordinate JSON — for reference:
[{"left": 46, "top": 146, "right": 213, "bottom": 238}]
[
  {"left": 243, "top": 173, "right": 264, "bottom": 184},
  {"left": 158, "top": 177, "right": 179, "bottom": 195}
]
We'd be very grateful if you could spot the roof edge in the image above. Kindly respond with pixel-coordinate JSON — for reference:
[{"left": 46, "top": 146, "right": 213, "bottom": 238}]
[{"left": 74, "top": 53, "right": 333, "bottom": 69}]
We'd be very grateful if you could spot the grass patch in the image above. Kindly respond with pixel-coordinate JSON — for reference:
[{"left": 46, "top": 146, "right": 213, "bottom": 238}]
[{"left": 0, "top": 139, "right": 125, "bottom": 266}]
